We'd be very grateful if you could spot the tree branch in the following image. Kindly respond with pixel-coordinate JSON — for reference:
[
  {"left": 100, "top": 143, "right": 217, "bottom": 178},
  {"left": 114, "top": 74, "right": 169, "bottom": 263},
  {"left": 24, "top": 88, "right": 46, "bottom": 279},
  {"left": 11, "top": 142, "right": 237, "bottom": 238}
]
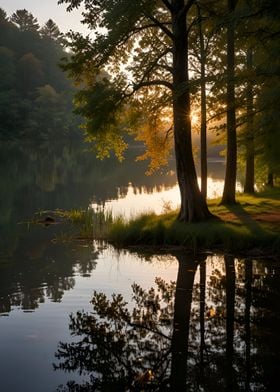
[
  {"left": 182, "top": 0, "right": 196, "bottom": 15},
  {"left": 128, "top": 47, "right": 172, "bottom": 96},
  {"left": 133, "top": 80, "right": 173, "bottom": 92},
  {"left": 161, "top": 0, "right": 174, "bottom": 12},
  {"left": 120, "top": 21, "right": 172, "bottom": 46},
  {"left": 143, "top": 12, "right": 174, "bottom": 40}
]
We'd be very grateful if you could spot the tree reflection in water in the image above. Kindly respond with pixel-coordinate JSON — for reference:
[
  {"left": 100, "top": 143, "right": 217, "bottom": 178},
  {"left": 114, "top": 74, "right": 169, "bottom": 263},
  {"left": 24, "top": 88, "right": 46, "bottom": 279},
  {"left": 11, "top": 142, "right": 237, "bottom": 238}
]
[{"left": 54, "top": 254, "right": 280, "bottom": 391}]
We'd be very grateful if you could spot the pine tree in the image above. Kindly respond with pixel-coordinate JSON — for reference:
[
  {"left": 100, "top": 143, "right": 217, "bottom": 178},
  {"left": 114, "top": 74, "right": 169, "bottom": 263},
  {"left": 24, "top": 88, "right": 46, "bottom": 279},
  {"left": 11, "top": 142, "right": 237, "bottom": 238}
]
[
  {"left": 10, "top": 9, "right": 39, "bottom": 32},
  {"left": 40, "top": 19, "right": 64, "bottom": 44}
]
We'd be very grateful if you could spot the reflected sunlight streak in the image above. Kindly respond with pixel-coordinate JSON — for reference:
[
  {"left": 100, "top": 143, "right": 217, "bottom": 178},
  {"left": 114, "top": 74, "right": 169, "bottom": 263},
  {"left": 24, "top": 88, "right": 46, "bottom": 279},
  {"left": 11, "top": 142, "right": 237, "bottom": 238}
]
[{"left": 91, "top": 178, "right": 242, "bottom": 219}]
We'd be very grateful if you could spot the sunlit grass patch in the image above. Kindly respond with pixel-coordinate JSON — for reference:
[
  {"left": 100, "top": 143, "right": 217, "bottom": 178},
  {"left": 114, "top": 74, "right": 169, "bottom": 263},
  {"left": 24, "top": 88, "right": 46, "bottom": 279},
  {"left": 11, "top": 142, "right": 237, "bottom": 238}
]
[
  {"left": 108, "top": 188, "right": 280, "bottom": 253},
  {"left": 34, "top": 188, "right": 279, "bottom": 253}
]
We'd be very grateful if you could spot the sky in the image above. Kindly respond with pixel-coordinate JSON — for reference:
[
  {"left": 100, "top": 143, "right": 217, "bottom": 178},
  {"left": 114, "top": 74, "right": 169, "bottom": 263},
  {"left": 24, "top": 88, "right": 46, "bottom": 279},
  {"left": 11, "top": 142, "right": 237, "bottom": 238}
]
[{"left": 0, "top": 0, "right": 87, "bottom": 34}]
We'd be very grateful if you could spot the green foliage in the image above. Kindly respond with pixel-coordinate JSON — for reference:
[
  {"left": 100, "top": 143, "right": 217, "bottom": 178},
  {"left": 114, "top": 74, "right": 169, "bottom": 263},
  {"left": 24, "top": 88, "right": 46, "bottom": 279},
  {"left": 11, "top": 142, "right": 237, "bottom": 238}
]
[
  {"left": 58, "top": 0, "right": 174, "bottom": 167},
  {"left": 75, "top": 79, "right": 128, "bottom": 159},
  {"left": 40, "top": 19, "right": 64, "bottom": 43},
  {"left": 0, "top": 7, "right": 79, "bottom": 140},
  {"left": 10, "top": 9, "right": 39, "bottom": 32}
]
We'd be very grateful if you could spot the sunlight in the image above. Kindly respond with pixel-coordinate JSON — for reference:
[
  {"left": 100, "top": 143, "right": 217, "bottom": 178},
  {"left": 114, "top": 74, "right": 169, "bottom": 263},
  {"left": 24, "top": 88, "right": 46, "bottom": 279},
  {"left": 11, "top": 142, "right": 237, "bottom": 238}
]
[
  {"left": 91, "top": 178, "right": 243, "bottom": 220},
  {"left": 190, "top": 112, "right": 199, "bottom": 126}
]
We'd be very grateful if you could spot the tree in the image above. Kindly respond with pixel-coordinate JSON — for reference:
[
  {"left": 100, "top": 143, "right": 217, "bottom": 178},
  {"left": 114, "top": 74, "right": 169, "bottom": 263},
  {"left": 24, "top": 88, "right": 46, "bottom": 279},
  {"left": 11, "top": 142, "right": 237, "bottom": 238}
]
[
  {"left": 0, "top": 7, "right": 7, "bottom": 23},
  {"left": 221, "top": 0, "right": 238, "bottom": 204},
  {"left": 188, "top": 2, "right": 218, "bottom": 200},
  {"left": 59, "top": 0, "right": 214, "bottom": 222},
  {"left": 0, "top": 7, "right": 78, "bottom": 139},
  {"left": 10, "top": 9, "right": 40, "bottom": 32},
  {"left": 197, "top": 4, "right": 208, "bottom": 200},
  {"left": 253, "top": 0, "right": 280, "bottom": 187},
  {"left": 40, "top": 19, "right": 64, "bottom": 44},
  {"left": 28, "top": 84, "right": 74, "bottom": 138},
  {"left": 0, "top": 47, "right": 16, "bottom": 89},
  {"left": 17, "top": 52, "right": 45, "bottom": 94},
  {"left": 236, "top": 0, "right": 280, "bottom": 189},
  {"left": 243, "top": 44, "right": 255, "bottom": 193}
]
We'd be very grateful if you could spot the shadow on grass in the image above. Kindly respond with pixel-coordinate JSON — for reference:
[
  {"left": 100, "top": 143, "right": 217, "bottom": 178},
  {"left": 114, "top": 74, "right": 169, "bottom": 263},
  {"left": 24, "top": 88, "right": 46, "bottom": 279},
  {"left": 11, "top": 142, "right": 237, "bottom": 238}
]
[
  {"left": 106, "top": 189, "right": 280, "bottom": 253},
  {"left": 253, "top": 187, "right": 280, "bottom": 200},
  {"left": 225, "top": 203, "right": 266, "bottom": 237}
]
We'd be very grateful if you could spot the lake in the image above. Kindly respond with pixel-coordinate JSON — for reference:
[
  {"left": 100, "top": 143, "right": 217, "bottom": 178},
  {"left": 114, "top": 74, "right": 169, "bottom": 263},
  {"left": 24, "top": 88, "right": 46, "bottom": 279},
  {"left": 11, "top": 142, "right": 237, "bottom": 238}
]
[{"left": 0, "top": 141, "right": 279, "bottom": 391}]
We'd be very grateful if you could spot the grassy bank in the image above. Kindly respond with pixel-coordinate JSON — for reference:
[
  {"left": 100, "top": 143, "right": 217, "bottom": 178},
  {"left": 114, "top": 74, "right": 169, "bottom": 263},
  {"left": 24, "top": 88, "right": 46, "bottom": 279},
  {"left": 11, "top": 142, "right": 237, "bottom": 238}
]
[
  {"left": 108, "top": 188, "right": 280, "bottom": 254},
  {"left": 36, "top": 188, "right": 279, "bottom": 255}
]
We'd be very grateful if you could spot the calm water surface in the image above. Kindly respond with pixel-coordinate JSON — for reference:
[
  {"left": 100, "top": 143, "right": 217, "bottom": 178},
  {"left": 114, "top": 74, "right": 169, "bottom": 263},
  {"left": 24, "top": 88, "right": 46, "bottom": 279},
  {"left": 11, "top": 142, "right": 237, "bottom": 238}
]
[{"left": 0, "top": 142, "right": 278, "bottom": 391}]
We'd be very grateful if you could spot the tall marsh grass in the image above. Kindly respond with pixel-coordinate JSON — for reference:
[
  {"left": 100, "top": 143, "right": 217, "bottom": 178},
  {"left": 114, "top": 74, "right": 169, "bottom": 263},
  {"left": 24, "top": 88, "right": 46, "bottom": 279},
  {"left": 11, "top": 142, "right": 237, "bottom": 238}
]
[{"left": 59, "top": 206, "right": 114, "bottom": 239}]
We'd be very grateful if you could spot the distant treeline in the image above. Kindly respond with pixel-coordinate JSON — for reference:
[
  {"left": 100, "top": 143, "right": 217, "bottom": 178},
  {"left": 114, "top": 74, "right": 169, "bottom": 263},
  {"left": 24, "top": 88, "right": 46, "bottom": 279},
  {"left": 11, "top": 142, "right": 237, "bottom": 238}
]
[{"left": 0, "top": 8, "right": 80, "bottom": 140}]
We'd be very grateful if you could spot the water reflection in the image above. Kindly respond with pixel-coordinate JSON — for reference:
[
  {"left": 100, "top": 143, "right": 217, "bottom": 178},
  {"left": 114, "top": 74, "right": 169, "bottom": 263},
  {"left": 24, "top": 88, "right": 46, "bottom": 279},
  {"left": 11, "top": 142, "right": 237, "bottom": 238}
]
[
  {"left": 0, "top": 227, "right": 98, "bottom": 313},
  {"left": 94, "top": 176, "right": 236, "bottom": 219},
  {"left": 0, "top": 140, "right": 230, "bottom": 256},
  {"left": 54, "top": 254, "right": 280, "bottom": 391},
  {"left": 0, "top": 140, "right": 229, "bottom": 312},
  {"left": 0, "top": 140, "right": 177, "bottom": 257}
]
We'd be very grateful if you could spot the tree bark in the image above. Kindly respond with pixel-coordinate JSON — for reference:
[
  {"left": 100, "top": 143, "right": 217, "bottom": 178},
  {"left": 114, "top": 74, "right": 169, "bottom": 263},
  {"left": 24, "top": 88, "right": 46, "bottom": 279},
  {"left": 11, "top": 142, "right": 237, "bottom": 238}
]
[
  {"left": 197, "top": 4, "right": 208, "bottom": 200},
  {"left": 171, "top": 0, "right": 213, "bottom": 221},
  {"left": 244, "top": 29, "right": 255, "bottom": 193},
  {"left": 267, "top": 171, "right": 274, "bottom": 187},
  {"left": 221, "top": 0, "right": 237, "bottom": 204}
]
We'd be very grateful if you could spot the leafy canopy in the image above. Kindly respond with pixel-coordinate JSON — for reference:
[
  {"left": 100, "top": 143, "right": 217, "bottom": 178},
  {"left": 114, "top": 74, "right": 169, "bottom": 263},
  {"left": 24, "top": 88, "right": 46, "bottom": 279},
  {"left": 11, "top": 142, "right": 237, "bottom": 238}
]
[{"left": 59, "top": 0, "right": 174, "bottom": 170}]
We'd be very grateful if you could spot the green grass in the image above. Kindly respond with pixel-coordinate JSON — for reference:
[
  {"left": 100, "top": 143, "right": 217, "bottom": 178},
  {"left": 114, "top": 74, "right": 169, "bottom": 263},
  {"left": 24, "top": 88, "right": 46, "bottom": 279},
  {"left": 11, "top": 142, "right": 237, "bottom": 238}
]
[
  {"left": 35, "top": 188, "right": 279, "bottom": 254},
  {"left": 50, "top": 206, "right": 113, "bottom": 239},
  {"left": 108, "top": 188, "right": 280, "bottom": 254}
]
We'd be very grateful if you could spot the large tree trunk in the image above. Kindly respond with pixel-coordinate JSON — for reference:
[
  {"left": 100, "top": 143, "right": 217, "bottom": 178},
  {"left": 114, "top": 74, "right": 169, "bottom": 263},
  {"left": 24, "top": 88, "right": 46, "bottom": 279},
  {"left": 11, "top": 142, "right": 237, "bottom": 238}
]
[
  {"left": 197, "top": 4, "right": 208, "bottom": 200},
  {"left": 172, "top": 0, "right": 213, "bottom": 222},
  {"left": 221, "top": 0, "right": 237, "bottom": 204},
  {"left": 267, "top": 171, "right": 274, "bottom": 187},
  {"left": 244, "top": 27, "right": 255, "bottom": 193}
]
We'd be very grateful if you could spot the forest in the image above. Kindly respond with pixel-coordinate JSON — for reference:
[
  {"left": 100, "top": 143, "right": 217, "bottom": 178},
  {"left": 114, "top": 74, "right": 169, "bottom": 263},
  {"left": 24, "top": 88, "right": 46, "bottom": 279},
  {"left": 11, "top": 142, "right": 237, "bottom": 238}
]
[
  {"left": 0, "top": 8, "right": 80, "bottom": 140},
  {"left": 57, "top": 0, "right": 279, "bottom": 221},
  {"left": 0, "top": 1, "right": 279, "bottom": 220}
]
